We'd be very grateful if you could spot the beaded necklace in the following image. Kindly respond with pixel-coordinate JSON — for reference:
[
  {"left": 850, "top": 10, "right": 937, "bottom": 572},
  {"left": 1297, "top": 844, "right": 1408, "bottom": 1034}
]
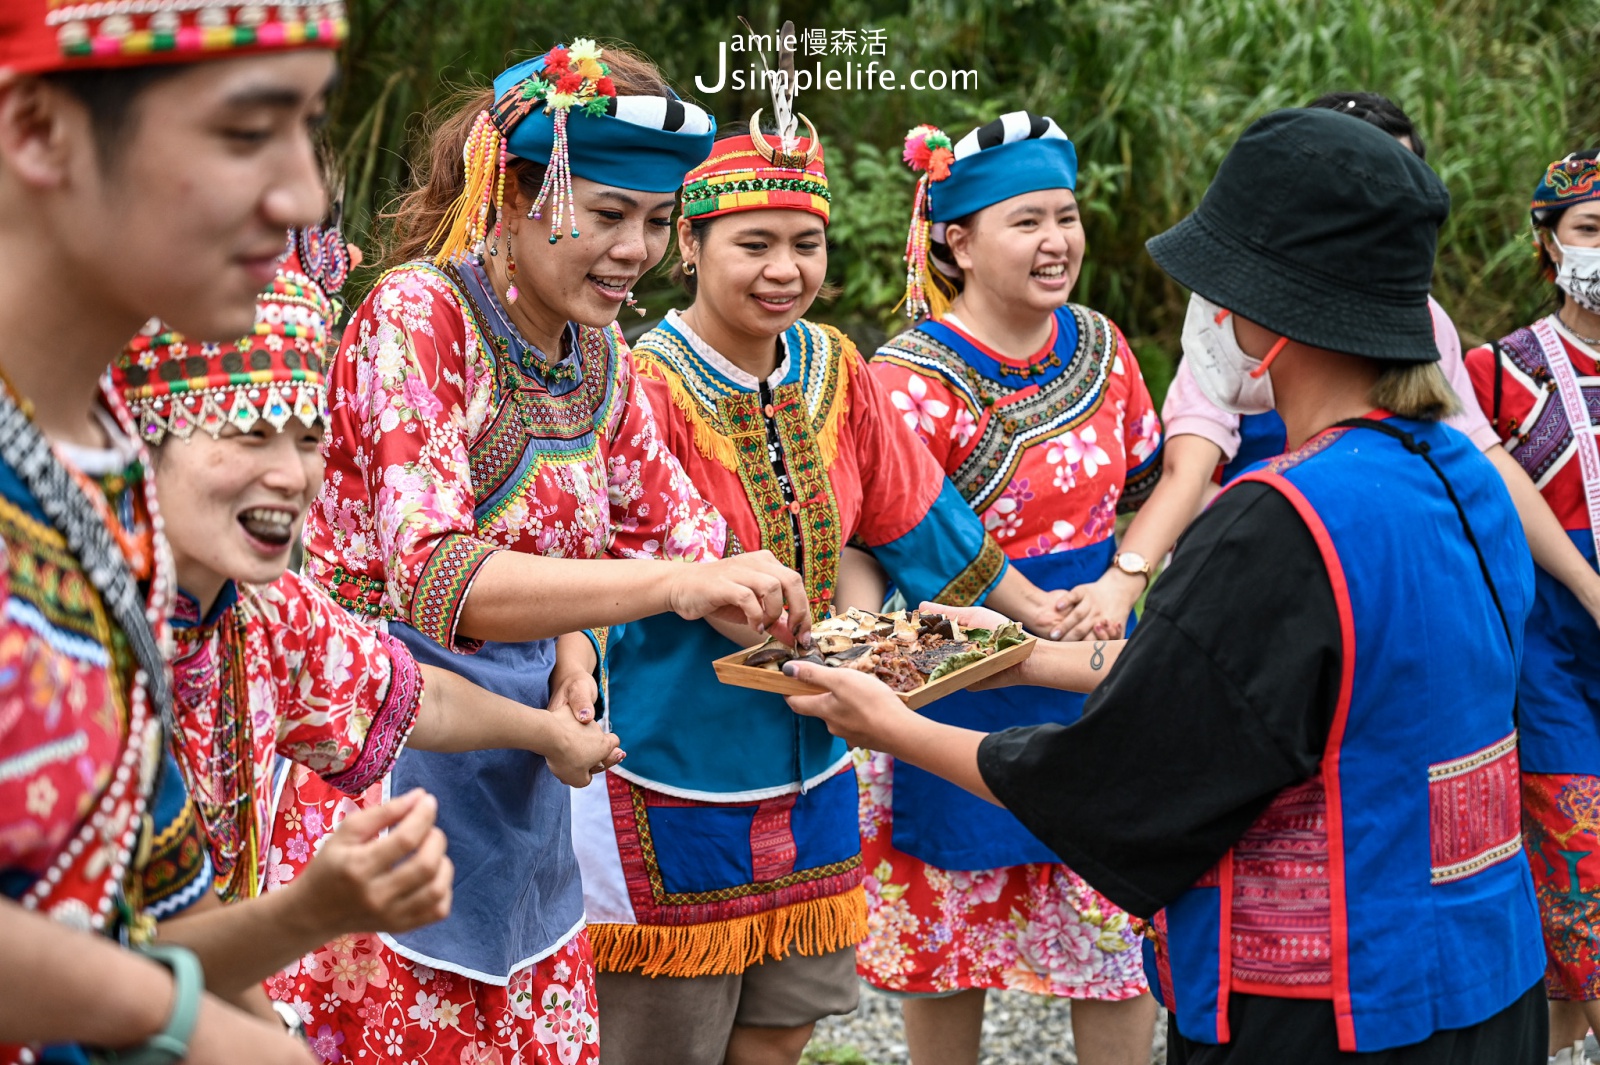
[
  {"left": 0, "top": 382, "right": 175, "bottom": 936},
  {"left": 172, "top": 607, "right": 260, "bottom": 901}
]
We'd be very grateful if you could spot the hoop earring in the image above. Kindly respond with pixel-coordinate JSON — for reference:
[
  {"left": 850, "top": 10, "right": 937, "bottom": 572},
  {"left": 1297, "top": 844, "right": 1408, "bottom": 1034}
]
[{"left": 682, "top": 262, "right": 696, "bottom": 276}]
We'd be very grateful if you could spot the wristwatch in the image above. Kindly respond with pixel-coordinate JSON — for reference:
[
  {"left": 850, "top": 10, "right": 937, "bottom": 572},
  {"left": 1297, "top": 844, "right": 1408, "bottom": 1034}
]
[
  {"left": 272, "top": 1000, "right": 309, "bottom": 1043},
  {"left": 1112, "top": 551, "right": 1152, "bottom": 587}
]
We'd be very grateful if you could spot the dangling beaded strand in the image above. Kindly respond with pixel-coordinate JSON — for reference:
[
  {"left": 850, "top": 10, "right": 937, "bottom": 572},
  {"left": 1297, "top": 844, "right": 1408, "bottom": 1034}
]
[
  {"left": 529, "top": 109, "right": 582, "bottom": 243},
  {"left": 903, "top": 174, "right": 933, "bottom": 320}
]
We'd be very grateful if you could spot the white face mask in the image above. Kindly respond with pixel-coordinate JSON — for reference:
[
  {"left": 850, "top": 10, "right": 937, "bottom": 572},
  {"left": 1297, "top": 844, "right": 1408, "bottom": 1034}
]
[
  {"left": 1550, "top": 236, "right": 1600, "bottom": 315},
  {"left": 1180, "top": 294, "right": 1286, "bottom": 416}
]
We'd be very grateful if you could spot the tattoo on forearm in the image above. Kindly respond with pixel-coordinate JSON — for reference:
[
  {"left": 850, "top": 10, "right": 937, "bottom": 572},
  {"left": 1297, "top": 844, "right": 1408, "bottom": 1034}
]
[{"left": 1090, "top": 641, "right": 1106, "bottom": 670}]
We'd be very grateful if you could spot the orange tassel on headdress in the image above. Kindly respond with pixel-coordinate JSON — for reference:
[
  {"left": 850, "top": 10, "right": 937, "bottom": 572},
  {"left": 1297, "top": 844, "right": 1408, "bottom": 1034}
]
[{"left": 431, "top": 110, "right": 509, "bottom": 266}]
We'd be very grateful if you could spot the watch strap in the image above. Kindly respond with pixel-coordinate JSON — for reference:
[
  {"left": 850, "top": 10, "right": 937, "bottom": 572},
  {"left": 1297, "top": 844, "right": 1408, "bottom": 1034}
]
[{"left": 100, "top": 944, "right": 204, "bottom": 1065}]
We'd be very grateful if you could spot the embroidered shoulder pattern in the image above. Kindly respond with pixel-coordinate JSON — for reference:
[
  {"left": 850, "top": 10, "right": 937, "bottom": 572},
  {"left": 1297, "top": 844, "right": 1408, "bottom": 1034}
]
[{"left": 882, "top": 306, "right": 1117, "bottom": 515}]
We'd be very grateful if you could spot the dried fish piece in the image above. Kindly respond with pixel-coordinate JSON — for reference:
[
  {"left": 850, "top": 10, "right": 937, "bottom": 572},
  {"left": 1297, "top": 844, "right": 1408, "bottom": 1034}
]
[{"left": 744, "top": 643, "right": 796, "bottom": 670}]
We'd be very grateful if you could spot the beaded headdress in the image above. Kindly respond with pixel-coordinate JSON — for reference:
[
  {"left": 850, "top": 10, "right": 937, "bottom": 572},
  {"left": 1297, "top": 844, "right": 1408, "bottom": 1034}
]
[
  {"left": 899, "top": 111, "right": 1079, "bottom": 320},
  {"left": 1, "top": 0, "right": 345, "bottom": 73},
  {"left": 1531, "top": 152, "right": 1600, "bottom": 225},
  {"left": 680, "top": 22, "right": 829, "bottom": 226},
  {"left": 431, "top": 40, "right": 716, "bottom": 265},
  {"left": 113, "top": 220, "right": 347, "bottom": 445}
]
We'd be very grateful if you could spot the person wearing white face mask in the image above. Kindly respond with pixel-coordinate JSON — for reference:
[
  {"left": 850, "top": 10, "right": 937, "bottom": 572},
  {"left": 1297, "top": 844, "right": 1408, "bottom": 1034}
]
[
  {"left": 1463, "top": 148, "right": 1600, "bottom": 1065},
  {"left": 779, "top": 107, "right": 1548, "bottom": 1064},
  {"left": 1133, "top": 95, "right": 1600, "bottom": 658}
]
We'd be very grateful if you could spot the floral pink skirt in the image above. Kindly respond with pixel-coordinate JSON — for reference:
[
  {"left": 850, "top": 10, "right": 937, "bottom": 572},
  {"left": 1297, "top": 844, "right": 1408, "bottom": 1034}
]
[
  {"left": 854, "top": 751, "right": 1148, "bottom": 1000},
  {"left": 263, "top": 766, "right": 601, "bottom": 1065}
]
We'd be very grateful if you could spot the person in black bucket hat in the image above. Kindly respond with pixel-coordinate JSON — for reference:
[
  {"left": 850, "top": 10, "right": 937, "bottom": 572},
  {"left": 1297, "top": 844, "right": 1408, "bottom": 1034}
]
[{"left": 775, "top": 107, "right": 1549, "bottom": 1064}]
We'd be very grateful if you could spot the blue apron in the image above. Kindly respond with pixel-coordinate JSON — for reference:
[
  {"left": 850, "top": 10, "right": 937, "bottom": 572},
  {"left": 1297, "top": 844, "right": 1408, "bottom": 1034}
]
[
  {"left": 891, "top": 538, "right": 1132, "bottom": 870},
  {"left": 1517, "top": 530, "right": 1600, "bottom": 774},
  {"left": 384, "top": 629, "right": 585, "bottom": 981}
]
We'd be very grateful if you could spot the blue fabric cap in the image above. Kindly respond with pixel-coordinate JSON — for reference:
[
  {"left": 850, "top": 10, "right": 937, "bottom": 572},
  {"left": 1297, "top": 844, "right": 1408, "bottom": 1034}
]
[
  {"left": 929, "top": 111, "right": 1078, "bottom": 222},
  {"left": 492, "top": 54, "right": 716, "bottom": 194}
]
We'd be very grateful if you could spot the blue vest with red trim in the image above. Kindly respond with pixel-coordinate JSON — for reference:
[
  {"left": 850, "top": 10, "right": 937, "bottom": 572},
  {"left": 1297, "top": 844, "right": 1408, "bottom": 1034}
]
[{"left": 1152, "top": 416, "right": 1544, "bottom": 1053}]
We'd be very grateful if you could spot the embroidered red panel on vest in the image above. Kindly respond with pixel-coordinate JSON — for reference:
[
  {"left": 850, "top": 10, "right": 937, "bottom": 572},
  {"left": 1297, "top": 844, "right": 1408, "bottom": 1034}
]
[
  {"left": 1429, "top": 732, "right": 1521, "bottom": 884},
  {"left": 603, "top": 772, "right": 862, "bottom": 924},
  {"left": 750, "top": 793, "right": 798, "bottom": 882},
  {"left": 1229, "top": 776, "right": 1333, "bottom": 992}
]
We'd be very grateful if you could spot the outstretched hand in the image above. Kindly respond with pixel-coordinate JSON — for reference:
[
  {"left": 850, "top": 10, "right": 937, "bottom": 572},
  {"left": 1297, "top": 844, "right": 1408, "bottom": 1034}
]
[
  {"left": 783, "top": 660, "right": 917, "bottom": 751},
  {"left": 292, "top": 788, "right": 452, "bottom": 937},
  {"left": 668, "top": 550, "right": 812, "bottom": 644}
]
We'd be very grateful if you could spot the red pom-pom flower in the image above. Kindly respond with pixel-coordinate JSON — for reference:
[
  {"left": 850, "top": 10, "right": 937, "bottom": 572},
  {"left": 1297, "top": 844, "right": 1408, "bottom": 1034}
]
[
  {"left": 902, "top": 124, "right": 954, "bottom": 182},
  {"left": 555, "top": 72, "right": 585, "bottom": 95}
]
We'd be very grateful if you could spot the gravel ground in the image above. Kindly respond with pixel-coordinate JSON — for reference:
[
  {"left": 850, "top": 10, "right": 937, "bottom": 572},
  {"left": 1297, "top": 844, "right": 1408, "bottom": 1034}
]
[{"left": 803, "top": 985, "right": 1168, "bottom": 1065}]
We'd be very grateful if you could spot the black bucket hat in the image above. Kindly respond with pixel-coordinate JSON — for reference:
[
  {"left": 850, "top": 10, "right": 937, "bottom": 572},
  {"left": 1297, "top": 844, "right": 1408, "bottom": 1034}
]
[{"left": 1147, "top": 107, "right": 1450, "bottom": 363}]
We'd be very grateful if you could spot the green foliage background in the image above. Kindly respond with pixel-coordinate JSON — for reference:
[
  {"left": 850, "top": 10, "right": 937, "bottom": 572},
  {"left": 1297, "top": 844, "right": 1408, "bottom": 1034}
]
[{"left": 330, "top": 0, "right": 1599, "bottom": 401}]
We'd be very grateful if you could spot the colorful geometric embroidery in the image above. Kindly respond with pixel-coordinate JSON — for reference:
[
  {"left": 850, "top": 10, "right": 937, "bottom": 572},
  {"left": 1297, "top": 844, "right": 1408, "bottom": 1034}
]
[
  {"left": 636, "top": 319, "right": 850, "bottom": 609},
  {"left": 1428, "top": 732, "right": 1522, "bottom": 884},
  {"left": 606, "top": 772, "right": 862, "bottom": 920},
  {"left": 934, "top": 534, "right": 1006, "bottom": 606},
  {"left": 0, "top": 498, "right": 107, "bottom": 644},
  {"left": 410, "top": 532, "right": 499, "bottom": 649},
  {"left": 1497, "top": 325, "right": 1600, "bottom": 484},
  {"left": 875, "top": 304, "right": 1117, "bottom": 516},
  {"left": 1228, "top": 775, "right": 1333, "bottom": 993},
  {"left": 1259, "top": 426, "right": 1348, "bottom": 476}
]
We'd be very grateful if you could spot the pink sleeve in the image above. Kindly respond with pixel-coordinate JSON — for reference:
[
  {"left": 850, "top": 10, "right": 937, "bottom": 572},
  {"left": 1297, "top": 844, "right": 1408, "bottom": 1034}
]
[
  {"left": 1431, "top": 297, "right": 1499, "bottom": 451},
  {"left": 1160, "top": 355, "right": 1243, "bottom": 461},
  {"left": 867, "top": 358, "right": 963, "bottom": 473},
  {"left": 267, "top": 573, "right": 423, "bottom": 795},
  {"left": 603, "top": 345, "right": 727, "bottom": 562},
  {"left": 315, "top": 268, "right": 502, "bottom": 651}
]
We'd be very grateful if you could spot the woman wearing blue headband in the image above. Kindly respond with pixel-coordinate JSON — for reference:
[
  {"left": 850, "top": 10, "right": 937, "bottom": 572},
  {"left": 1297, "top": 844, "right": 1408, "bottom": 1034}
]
[
  {"left": 268, "top": 42, "right": 812, "bottom": 1063},
  {"left": 863, "top": 112, "right": 1160, "bottom": 1065}
]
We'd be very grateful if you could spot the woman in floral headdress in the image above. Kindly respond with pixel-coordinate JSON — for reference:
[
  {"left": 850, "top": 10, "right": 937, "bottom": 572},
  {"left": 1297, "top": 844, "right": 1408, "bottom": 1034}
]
[
  {"left": 1463, "top": 148, "right": 1600, "bottom": 1065},
  {"left": 278, "top": 41, "right": 810, "bottom": 1064},
  {"left": 861, "top": 115, "right": 1163, "bottom": 1064},
  {"left": 111, "top": 223, "right": 625, "bottom": 1021},
  {"left": 575, "top": 80, "right": 1074, "bottom": 1061}
]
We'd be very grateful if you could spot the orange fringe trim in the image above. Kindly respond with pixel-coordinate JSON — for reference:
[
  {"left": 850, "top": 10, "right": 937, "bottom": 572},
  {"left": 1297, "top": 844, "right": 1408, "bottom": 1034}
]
[
  {"left": 635, "top": 356, "right": 741, "bottom": 472},
  {"left": 635, "top": 327, "right": 859, "bottom": 474},
  {"left": 588, "top": 889, "right": 867, "bottom": 978},
  {"left": 813, "top": 327, "right": 858, "bottom": 469}
]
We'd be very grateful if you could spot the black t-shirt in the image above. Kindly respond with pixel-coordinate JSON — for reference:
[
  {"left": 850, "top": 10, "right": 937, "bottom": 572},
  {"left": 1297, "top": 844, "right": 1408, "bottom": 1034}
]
[
  {"left": 975, "top": 480, "right": 1543, "bottom": 1062},
  {"left": 978, "top": 481, "right": 1342, "bottom": 918}
]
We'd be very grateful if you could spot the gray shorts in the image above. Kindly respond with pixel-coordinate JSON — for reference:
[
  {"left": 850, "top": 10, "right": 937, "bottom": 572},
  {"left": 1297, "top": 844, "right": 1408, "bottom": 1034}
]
[{"left": 597, "top": 947, "right": 859, "bottom": 1065}]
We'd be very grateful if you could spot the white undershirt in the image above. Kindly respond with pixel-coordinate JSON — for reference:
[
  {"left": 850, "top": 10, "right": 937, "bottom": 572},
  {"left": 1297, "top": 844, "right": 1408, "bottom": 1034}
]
[{"left": 665, "top": 309, "right": 791, "bottom": 390}]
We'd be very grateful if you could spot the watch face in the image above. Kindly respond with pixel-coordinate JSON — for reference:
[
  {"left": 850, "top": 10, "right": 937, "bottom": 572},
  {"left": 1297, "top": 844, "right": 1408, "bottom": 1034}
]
[
  {"left": 1117, "top": 553, "right": 1148, "bottom": 575},
  {"left": 272, "top": 1001, "right": 305, "bottom": 1035}
]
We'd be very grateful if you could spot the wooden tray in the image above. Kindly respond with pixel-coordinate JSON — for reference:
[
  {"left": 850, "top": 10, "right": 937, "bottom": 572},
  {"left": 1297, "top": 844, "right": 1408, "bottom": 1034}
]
[{"left": 712, "top": 635, "right": 1036, "bottom": 710}]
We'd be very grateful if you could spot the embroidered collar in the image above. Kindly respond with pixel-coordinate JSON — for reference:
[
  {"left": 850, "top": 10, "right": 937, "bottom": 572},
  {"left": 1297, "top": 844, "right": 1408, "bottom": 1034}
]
[
  {"left": 461, "top": 257, "right": 583, "bottom": 386},
  {"left": 173, "top": 582, "right": 240, "bottom": 631},
  {"left": 664, "top": 309, "right": 793, "bottom": 391},
  {"left": 926, "top": 308, "right": 1074, "bottom": 386}
]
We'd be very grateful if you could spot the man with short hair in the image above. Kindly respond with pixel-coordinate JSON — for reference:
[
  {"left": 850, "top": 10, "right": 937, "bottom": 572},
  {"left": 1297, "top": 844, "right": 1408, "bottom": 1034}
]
[{"left": 0, "top": 5, "right": 339, "bottom": 1062}]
